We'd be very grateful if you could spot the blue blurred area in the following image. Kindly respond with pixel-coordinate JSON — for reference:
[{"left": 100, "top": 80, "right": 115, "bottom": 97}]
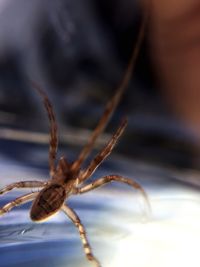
[{"left": 1, "top": 147, "right": 200, "bottom": 267}]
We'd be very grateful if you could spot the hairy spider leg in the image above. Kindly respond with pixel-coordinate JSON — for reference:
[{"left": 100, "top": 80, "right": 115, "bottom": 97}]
[
  {"left": 79, "top": 118, "right": 127, "bottom": 183},
  {"left": 71, "top": 3, "right": 148, "bottom": 172},
  {"left": 0, "top": 192, "right": 38, "bottom": 215},
  {"left": 0, "top": 181, "right": 45, "bottom": 196},
  {"left": 70, "top": 90, "right": 126, "bottom": 172},
  {"left": 31, "top": 81, "right": 58, "bottom": 177},
  {"left": 76, "top": 175, "right": 150, "bottom": 211},
  {"left": 62, "top": 204, "right": 101, "bottom": 267}
]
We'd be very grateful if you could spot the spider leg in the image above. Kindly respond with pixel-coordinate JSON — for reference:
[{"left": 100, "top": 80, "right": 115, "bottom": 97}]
[
  {"left": 62, "top": 204, "right": 101, "bottom": 267},
  {"left": 71, "top": 94, "right": 126, "bottom": 172},
  {"left": 0, "top": 192, "right": 38, "bottom": 216},
  {"left": 75, "top": 175, "right": 150, "bottom": 210},
  {"left": 79, "top": 118, "right": 127, "bottom": 183},
  {"left": 71, "top": 4, "right": 148, "bottom": 172},
  {"left": 30, "top": 80, "right": 58, "bottom": 177},
  {"left": 0, "top": 181, "right": 45, "bottom": 196}
]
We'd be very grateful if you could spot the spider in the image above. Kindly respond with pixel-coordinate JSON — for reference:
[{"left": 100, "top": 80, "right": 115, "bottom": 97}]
[
  {"left": 0, "top": 83, "right": 149, "bottom": 267},
  {"left": 0, "top": 4, "right": 149, "bottom": 267}
]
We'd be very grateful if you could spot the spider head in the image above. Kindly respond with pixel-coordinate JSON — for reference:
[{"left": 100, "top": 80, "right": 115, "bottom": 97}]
[
  {"left": 52, "top": 156, "right": 80, "bottom": 184},
  {"left": 56, "top": 156, "right": 70, "bottom": 173}
]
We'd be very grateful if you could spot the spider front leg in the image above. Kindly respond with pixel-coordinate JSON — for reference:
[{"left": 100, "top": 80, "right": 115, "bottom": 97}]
[
  {"left": 0, "top": 181, "right": 45, "bottom": 196},
  {"left": 62, "top": 204, "right": 101, "bottom": 267},
  {"left": 79, "top": 118, "right": 127, "bottom": 183},
  {"left": 31, "top": 81, "right": 58, "bottom": 177},
  {"left": 75, "top": 175, "right": 150, "bottom": 210},
  {"left": 0, "top": 192, "right": 38, "bottom": 216}
]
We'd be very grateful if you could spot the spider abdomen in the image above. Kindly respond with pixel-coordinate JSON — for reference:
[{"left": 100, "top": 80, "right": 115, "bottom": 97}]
[{"left": 30, "top": 184, "right": 66, "bottom": 222}]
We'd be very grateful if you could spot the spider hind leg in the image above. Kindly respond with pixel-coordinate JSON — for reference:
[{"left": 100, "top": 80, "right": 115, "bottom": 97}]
[
  {"left": 0, "top": 192, "right": 38, "bottom": 216},
  {"left": 62, "top": 204, "right": 101, "bottom": 267},
  {"left": 0, "top": 181, "right": 45, "bottom": 196}
]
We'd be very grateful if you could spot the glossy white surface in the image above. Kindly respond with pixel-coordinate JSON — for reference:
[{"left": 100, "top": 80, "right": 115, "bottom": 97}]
[{"left": 0, "top": 153, "right": 200, "bottom": 267}]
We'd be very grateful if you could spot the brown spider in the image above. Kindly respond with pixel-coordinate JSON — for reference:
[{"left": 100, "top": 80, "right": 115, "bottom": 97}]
[{"left": 0, "top": 4, "right": 149, "bottom": 267}]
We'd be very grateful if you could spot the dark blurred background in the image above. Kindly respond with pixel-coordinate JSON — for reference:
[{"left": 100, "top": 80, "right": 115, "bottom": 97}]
[{"left": 0, "top": 0, "right": 200, "bottom": 176}]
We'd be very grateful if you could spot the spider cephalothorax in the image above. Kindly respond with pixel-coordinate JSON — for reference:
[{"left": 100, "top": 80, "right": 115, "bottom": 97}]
[{"left": 52, "top": 156, "right": 80, "bottom": 184}]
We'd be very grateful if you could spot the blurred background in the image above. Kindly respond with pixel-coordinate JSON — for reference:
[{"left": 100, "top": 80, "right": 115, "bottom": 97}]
[
  {"left": 0, "top": 0, "right": 200, "bottom": 267},
  {"left": 0, "top": 0, "right": 200, "bottom": 171}
]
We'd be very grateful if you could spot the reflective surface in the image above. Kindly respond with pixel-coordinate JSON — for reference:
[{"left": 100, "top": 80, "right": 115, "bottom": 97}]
[{"left": 0, "top": 148, "right": 200, "bottom": 267}]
